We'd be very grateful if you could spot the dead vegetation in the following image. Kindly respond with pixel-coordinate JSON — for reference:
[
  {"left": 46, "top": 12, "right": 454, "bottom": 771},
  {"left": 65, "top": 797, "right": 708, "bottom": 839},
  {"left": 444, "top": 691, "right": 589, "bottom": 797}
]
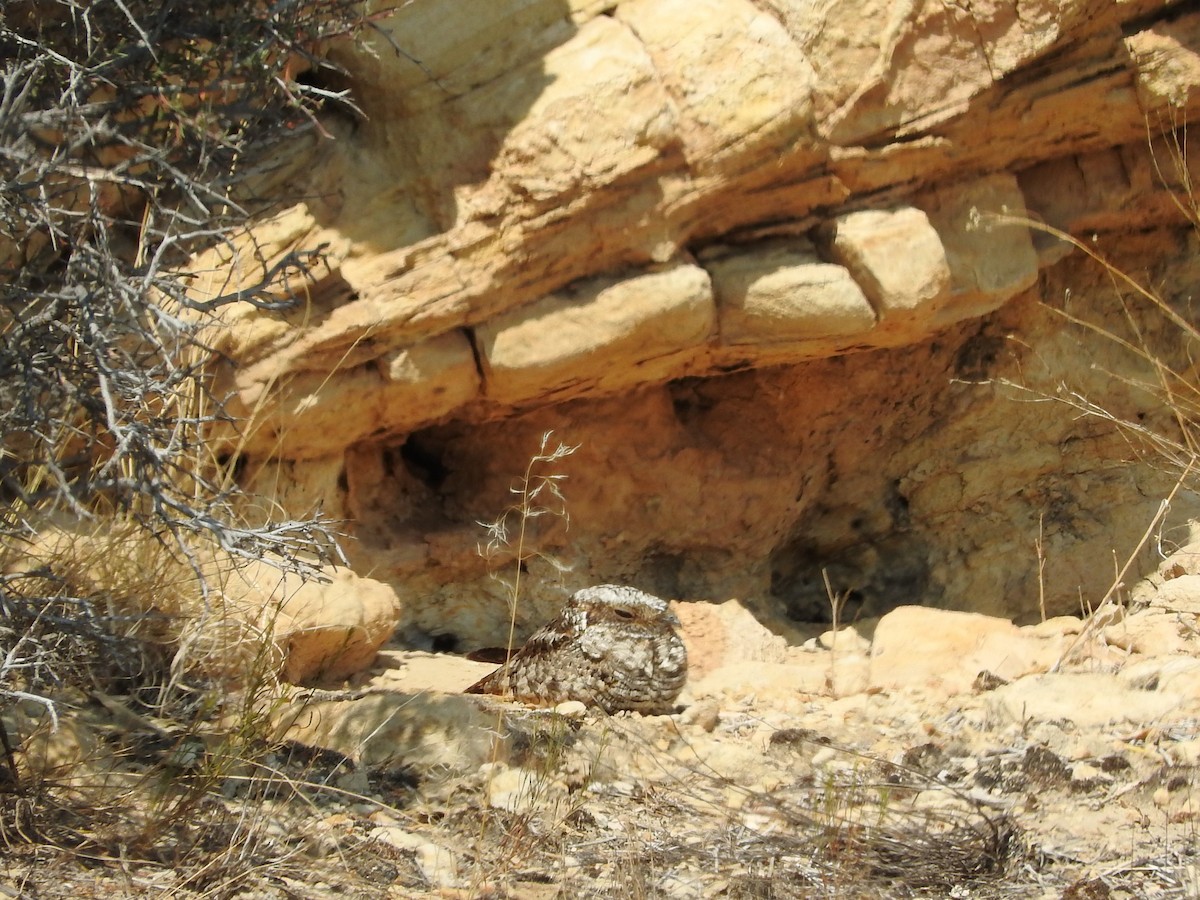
[{"left": 0, "top": 0, "right": 365, "bottom": 889}]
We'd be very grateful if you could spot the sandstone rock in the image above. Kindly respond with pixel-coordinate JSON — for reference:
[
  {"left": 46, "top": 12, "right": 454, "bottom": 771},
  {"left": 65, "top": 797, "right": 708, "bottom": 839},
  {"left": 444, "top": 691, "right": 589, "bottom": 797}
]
[
  {"left": 277, "top": 691, "right": 503, "bottom": 771},
  {"left": 485, "top": 764, "right": 568, "bottom": 814},
  {"left": 242, "top": 454, "right": 351, "bottom": 526},
  {"left": 269, "top": 567, "right": 400, "bottom": 684},
  {"left": 1117, "top": 655, "right": 1200, "bottom": 694},
  {"left": 167, "top": 0, "right": 1200, "bottom": 641},
  {"left": 821, "top": 207, "right": 951, "bottom": 342},
  {"left": 1105, "top": 607, "right": 1199, "bottom": 656},
  {"left": 987, "top": 672, "right": 1192, "bottom": 728},
  {"left": 673, "top": 598, "right": 789, "bottom": 681},
  {"left": 1165, "top": 738, "right": 1200, "bottom": 766},
  {"left": 1025, "top": 616, "right": 1086, "bottom": 638},
  {"left": 1148, "top": 574, "right": 1200, "bottom": 614},
  {"left": 221, "top": 329, "right": 480, "bottom": 460},
  {"left": 333, "top": 2, "right": 576, "bottom": 114},
  {"left": 676, "top": 602, "right": 873, "bottom": 710},
  {"left": 554, "top": 700, "right": 588, "bottom": 719},
  {"left": 369, "top": 649, "right": 498, "bottom": 696},
  {"left": 817, "top": 626, "right": 871, "bottom": 654},
  {"left": 477, "top": 263, "right": 715, "bottom": 406},
  {"left": 919, "top": 174, "right": 1040, "bottom": 326},
  {"left": 1159, "top": 542, "right": 1200, "bottom": 579},
  {"left": 617, "top": 0, "right": 814, "bottom": 168},
  {"left": 5, "top": 518, "right": 400, "bottom": 685},
  {"left": 707, "top": 242, "right": 876, "bottom": 346},
  {"left": 487, "top": 15, "right": 680, "bottom": 209},
  {"left": 869, "top": 606, "right": 1066, "bottom": 696},
  {"left": 1018, "top": 141, "right": 1200, "bottom": 255},
  {"left": 797, "top": 0, "right": 1080, "bottom": 145},
  {"left": 1126, "top": 13, "right": 1200, "bottom": 115},
  {"left": 679, "top": 698, "right": 721, "bottom": 732},
  {"left": 185, "top": 201, "right": 352, "bottom": 361},
  {"left": 370, "top": 824, "right": 461, "bottom": 890},
  {"left": 201, "top": 558, "right": 402, "bottom": 684},
  {"left": 692, "top": 659, "right": 868, "bottom": 707}
]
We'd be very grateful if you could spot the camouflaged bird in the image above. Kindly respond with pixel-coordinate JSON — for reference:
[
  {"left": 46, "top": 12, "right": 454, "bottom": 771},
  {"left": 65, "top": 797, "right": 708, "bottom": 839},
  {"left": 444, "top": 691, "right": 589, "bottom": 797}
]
[{"left": 465, "top": 585, "right": 687, "bottom": 714}]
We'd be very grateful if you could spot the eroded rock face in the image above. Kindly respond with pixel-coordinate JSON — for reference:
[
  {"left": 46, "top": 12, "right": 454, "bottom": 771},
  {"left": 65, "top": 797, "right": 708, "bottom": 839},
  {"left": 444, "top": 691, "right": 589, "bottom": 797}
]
[
  {"left": 189, "top": 0, "right": 1200, "bottom": 649},
  {"left": 476, "top": 263, "right": 716, "bottom": 408},
  {"left": 4, "top": 519, "right": 400, "bottom": 685}
]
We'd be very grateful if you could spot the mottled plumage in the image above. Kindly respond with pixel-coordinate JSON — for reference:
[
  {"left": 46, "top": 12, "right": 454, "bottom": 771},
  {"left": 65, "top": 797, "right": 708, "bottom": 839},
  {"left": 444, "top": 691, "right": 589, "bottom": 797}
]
[{"left": 464, "top": 585, "right": 688, "bottom": 714}]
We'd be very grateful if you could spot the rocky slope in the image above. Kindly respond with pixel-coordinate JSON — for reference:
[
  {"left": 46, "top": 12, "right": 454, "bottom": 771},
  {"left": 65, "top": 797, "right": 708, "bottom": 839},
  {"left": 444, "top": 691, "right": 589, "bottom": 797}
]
[
  {"left": 12, "top": 541, "right": 1200, "bottom": 897},
  {"left": 177, "top": 0, "right": 1200, "bottom": 652}
]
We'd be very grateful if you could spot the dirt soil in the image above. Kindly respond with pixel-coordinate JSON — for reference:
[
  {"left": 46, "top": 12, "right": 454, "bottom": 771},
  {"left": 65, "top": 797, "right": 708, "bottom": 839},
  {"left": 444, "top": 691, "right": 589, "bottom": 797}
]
[{"left": 5, "top": 552, "right": 1200, "bottom": 899}]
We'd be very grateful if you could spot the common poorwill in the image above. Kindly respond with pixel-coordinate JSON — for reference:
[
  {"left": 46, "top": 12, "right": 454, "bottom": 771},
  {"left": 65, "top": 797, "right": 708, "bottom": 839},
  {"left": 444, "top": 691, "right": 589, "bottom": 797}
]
[{"left": 464, "top": 585, "right": 688, "bottom": 714}]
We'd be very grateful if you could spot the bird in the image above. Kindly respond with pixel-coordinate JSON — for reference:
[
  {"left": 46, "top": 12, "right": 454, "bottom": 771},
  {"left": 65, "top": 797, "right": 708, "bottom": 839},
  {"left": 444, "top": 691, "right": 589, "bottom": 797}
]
[{"left": 464, "top": 585, "right": 688, "bottom": 714}]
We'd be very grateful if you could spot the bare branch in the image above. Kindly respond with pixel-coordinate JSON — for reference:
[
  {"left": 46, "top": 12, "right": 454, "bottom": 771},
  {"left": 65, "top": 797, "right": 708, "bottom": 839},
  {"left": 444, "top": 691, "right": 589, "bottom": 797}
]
[{"left": 0, "top": 0, "right": 366, "bottom": 705}]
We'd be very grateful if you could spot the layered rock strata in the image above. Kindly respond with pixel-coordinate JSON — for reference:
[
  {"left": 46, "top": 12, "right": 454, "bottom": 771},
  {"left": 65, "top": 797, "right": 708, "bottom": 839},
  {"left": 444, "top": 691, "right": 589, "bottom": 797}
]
[{"left": 185, "top": 0, "right": 1200, "bottom": 644}]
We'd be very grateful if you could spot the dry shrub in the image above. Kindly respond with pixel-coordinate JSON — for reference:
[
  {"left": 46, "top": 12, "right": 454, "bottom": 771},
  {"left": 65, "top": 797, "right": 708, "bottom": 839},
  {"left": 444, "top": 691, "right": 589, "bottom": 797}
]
[{"left": 0, "top": 1, "right": 374, "bottom": 887}]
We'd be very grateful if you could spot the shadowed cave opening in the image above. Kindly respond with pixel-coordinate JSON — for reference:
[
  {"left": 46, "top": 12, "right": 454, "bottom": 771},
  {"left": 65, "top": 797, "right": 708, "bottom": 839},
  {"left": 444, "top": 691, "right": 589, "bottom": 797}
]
[
  {"left": 398, "top": 432, "right": 451, "bottom": 491},
  {"left": 365, "top": 410, "right": 935, "bottom": 632},
  {"left": 768, "top": 532, "right": 933, "bottom": 625}
]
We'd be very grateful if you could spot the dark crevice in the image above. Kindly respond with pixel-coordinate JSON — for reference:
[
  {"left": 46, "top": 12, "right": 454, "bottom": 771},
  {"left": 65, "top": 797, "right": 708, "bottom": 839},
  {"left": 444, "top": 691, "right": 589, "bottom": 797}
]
[
  {"left": 399, "top": 433, "right": 450, "bottom": 490},
  {"left": 463, "top": 326, "right": 487, "bottom": 389},
  {"left": 1121, "top": 3, "right": 1199, "bottom": 39}
]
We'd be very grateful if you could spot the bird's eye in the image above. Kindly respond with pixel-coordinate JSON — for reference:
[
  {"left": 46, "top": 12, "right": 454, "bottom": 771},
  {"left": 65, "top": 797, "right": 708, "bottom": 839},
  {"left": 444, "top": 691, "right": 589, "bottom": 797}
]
[{"left": 614, "top": 607, "right": 635, "bottom": 619}]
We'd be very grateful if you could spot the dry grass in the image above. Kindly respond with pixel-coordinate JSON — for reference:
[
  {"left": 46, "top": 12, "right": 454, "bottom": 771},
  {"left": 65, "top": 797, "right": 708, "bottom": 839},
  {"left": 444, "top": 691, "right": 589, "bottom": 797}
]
[
  {"left": 402, "top": 712, "right": 1022, "bottom": 899},
  {"left": 477, "top": 430, "right": 581, "bottom": 659},
  {"left": 976, "top": 127, "right": 1200, "bottom": 491}
]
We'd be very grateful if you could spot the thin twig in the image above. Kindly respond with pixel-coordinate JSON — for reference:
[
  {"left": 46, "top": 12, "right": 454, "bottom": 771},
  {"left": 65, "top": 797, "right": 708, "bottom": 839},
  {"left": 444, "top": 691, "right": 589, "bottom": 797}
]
[{"left": 1050, "top": 461, "right": 1193, "bottom": 672}]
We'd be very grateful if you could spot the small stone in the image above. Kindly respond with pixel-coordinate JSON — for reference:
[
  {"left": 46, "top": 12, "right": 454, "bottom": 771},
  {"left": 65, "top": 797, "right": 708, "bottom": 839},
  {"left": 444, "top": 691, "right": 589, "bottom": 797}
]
[
  {"left": 1166, "top": 738, "right": 1200, "bottom": 766},
  {"left": 973, "top": 670, "right": 1009, "bottom": 692},
  {"left": 679, "top": 698, "right": 721, "bottom": 732},
  {"left": 818, "top": 626, "right": 869, "bottom": 653},
  {"left": 811, "top": 747, "right": 838, "bottom": 768},
  {"left": 554, "top": 700, "right": 588, "bottom": 718},
  {"left": 370, "top": 825, "right": 424, "bottom": 852},
  {"left": 415, "top": 841, "right": 460, "bottom": 889},
  {"left": 486, "top": 766, "right": 566, "bottom": 813},
  {"left": 1022, "top": 745, "right": 1070, "bottom": 786},
  {"left": 1098, "top": 754, "right": 1131, "bottom": 773}
]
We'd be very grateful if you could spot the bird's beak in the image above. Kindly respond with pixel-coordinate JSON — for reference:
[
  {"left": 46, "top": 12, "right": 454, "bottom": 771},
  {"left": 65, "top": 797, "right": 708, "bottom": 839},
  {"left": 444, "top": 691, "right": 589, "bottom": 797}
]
[{"left": 666, "top": 608, "right": 681, "bottom": 628}]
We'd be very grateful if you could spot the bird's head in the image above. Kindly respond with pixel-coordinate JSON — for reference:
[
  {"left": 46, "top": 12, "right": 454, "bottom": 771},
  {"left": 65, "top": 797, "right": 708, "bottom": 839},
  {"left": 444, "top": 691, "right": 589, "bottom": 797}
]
[{"left": 573, "top": 584, "right": 680, "bottom": 628}]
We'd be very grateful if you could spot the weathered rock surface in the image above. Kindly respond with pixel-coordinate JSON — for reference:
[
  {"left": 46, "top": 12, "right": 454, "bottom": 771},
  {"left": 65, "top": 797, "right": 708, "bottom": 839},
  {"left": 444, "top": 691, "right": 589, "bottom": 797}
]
[
  {"left": 180, "top": 0, "right": 1200, "bottom": 648},
  {"left": 217, "top": 552, "right": 1200, "bottom": 894},
  {"left": 3, "top": 518, "right": 400, "bottom": 686},
  {"left": 13, "top": 544, "right": 1200, "bottom": 894},
  {"left": 228, "top": 562, "right": 402, "bottom": 684},
  {"left": 868, "top": 605, "right": 1067, "bottom": 696},
  {"left": 476, "top": 262, "right": 715, "bottom": 408}
]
